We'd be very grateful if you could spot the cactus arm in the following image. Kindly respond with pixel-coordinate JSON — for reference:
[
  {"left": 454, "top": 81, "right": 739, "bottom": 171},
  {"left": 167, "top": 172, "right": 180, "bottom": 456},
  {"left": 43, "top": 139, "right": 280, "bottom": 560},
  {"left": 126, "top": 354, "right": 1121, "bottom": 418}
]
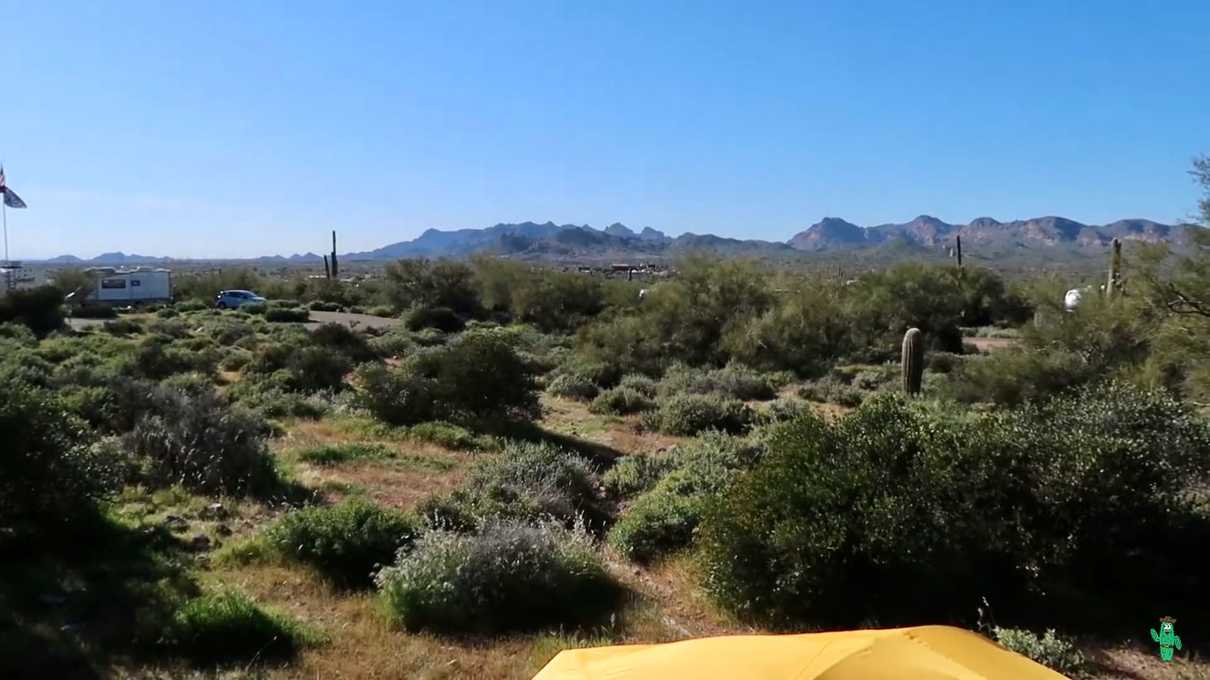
[
  {"left": 1175, "top": 635, "right": 1182, "bottom": 650},
  {"left": 1151, "top": 629, "right": 1160, "bottom": 642}
]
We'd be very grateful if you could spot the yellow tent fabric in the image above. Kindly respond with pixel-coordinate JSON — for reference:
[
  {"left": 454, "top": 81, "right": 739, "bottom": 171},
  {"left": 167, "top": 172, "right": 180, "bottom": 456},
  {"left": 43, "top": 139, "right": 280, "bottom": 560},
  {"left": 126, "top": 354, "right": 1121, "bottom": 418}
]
[{"left": 532, "top": 625, "right": 1068, "bottom": 680}]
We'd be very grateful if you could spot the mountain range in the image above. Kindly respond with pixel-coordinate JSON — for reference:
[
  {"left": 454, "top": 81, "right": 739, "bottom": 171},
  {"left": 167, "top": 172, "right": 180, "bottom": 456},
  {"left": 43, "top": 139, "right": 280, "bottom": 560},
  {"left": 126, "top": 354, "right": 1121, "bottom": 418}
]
[{"left": 38, "top": 215, "right": 1198, "bottom": 264}]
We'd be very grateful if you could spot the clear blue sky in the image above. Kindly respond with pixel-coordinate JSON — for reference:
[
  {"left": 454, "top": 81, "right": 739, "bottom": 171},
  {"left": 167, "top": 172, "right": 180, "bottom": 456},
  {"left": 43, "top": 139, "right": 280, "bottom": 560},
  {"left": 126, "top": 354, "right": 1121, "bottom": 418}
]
[{"left": 2, "top": 0, "right": 1208, "bottom": 258}]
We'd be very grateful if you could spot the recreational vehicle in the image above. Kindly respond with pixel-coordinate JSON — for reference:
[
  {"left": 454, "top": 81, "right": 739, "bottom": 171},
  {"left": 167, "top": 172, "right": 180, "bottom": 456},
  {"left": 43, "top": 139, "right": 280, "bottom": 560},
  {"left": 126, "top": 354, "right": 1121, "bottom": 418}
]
[{"left": 82, "top": 267, "right": 173, "bottom": 304}]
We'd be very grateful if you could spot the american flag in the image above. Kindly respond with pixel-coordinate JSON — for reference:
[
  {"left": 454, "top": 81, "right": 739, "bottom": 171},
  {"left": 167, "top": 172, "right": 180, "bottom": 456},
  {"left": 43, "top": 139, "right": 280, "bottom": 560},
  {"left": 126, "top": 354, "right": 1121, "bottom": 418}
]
[{"left": 0, "top": 166, "right": 28, "bottom": 208}]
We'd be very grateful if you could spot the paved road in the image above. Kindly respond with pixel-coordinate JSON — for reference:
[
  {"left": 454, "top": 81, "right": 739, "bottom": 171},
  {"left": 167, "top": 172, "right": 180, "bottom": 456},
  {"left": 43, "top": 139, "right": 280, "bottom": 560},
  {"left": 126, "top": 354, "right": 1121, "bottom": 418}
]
[{"left": 67, "top": 309, "right": 400, "bottom": 332}]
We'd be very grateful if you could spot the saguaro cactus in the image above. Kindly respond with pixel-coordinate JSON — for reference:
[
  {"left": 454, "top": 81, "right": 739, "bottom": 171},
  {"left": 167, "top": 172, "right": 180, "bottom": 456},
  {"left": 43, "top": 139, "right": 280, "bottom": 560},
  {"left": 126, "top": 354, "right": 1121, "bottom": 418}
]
[
  {"left": 1105, "top": 237, "right": 1121, "bottom": 298},
  {"left": 902, "top": 327, "right": 923, "bottom": 396},
  {"left": 331, "top": 230, "right": 339, "bottom": 280},
  {"left": 955, "top": 235, "right": 963, "bottom": 269}
]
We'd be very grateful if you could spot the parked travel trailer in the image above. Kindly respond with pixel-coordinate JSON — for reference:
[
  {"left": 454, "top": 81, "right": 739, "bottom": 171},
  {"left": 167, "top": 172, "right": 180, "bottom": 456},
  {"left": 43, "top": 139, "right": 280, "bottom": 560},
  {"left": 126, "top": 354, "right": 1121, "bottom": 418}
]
[{"left": 83, "top": 267, "right": 173, "bottom": 304}]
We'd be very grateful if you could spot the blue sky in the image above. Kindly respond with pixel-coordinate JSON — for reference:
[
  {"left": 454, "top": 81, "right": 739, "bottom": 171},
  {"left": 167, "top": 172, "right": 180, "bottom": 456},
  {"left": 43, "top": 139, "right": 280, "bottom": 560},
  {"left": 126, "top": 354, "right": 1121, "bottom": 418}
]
[{"left": 1, "top": 0, "right": 1208, "bottom": 258}]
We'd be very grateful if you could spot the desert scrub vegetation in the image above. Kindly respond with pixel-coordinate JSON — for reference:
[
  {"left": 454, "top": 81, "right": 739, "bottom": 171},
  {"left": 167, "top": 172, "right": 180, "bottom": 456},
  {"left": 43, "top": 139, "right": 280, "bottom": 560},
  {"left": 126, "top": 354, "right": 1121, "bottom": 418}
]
[
  {"left": 640, "top": 392, "right": 754, "bottom": 435},
  {"left": 262, "top": 498, "right": 422, "bottom": 585},
  {"left": 168, "top": 590, "right": 318, "bottom": 662},
  {"left": 697, "top": 383, "right": 1210, "bottom": 630},
  {"left": 609, "top": 433, "right": 764, "bottom": 563},
  {"left": 376, "top": 521, "right": 619, "bottom": 634},
  {"left": 297, "top": 442, "right": 393, "bottom": 465},
  {"left": 589, "top": 385, "right": 655, "bottom": 415},
  {"left": 420, "top": 440, "right": 605, "bottom": 531},
  {"left": 991, "top": 627, "right": 1085, "bottom": 675},
  {"left": 355, "top": 328, "right": 539, "bottom": 425}
]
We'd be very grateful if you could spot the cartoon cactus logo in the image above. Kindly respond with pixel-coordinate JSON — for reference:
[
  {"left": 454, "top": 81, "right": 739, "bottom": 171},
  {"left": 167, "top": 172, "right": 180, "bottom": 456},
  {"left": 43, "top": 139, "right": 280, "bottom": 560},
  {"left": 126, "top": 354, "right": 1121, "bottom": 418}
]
[{"left": 1150, "top": 617, "right": 1182, "bottom": 662}]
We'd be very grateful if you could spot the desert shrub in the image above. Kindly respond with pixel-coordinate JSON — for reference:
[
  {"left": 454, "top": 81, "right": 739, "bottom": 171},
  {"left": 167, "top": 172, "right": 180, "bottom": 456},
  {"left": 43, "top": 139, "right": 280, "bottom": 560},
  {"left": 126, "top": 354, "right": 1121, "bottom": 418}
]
[
  {"left": 264, "top": 307, "right": 309, "bottom": 323},
  {"left": 407, "top": 421, "right": 496, "bottom": 451},
  {"left": 642, "top": 393, "right": 753, "bottom": 435},
  {"left": 128, "top": 337, "right": 217, "bottom": 380},
  {"left": 357, "top": 330, "right": 538, "bottom": 425},
  {"left": 354, "top": 362, "right": 437, "bottom": 425},
  {"left": 797, "top": 379, "right": 864, "bottom": 407},
  {"left": 761, "top": 398, "right": 809, "bottom": 424},
  {"left": 419, "top": 441, "right": 603, "bottom": 531},
  {"left": 368, "top": 328, "right": 414, "bottom": 358},
  {"left": 72, "top": 303, "right": 117, "bottom": 319},
  {"left": 723, "top": 281, "right": 853, "bottom": 375},
  {"left": 376, "top": 521, "right": 618, "bottom": 634},
  {"left": 404, "top": 305, "right": 465, "bottom": 332},
  {"left": 589, "top": 386, "right": 655, "bottom": 415},
  {"left": 240, "top": 302, "right": 267, "bottom": 315},
  {"left": 264, "top": 498, "right": 421, "bottom": 585},
  {"left": 310, "top": 322, "right": 375, "bottom": 363},
  {"left": 944, "top": 349, "right": 1094, "bottom": 406},
  {"left": 169, "top": 590, "right": 312, "bottom": 661},
  {"left": 698, "top": 385, "right": 1210, "bottom": 630},
  {"left": 155, "top": 306, "right": 179, "bottom": 318},
  {"left": 218, "top": 349, "right": 253, "bottom": 372},
  {"left": 617, "top": 373, "right": 658, "bottom": 398},
  {"left": 609, "top": 433, "right": 763, "bottom": 562},
  {"left": 657, "top": 362, "right": 776, "bottom": 401},
  {"left": 175, "top": 299, "right": 207, "bottom": 312},
  {"left": 103, "top": 318, "right": 143, "bottom": 336},
  {"left": 601, "top": 454, "right": 677, "bottom": 499},
  {"left": 287, "top": 346, "right": 353, "bottom": 392},
  {"left": 0, "top": 285, "right": 65, "bottom": 336},
  {"left": 297, "top": 442, "right": 392, "bottom": 465},
  {"left": 348, "top": 305, "right": 366, "bottom": 314},
  {"left": 546, "top": 372, "right": 601, "bottom": 401},
  {"left": 0, "top": 379, "right": 121, "bottom": 537},
  {"left": 926, "top": 351, "right": 964, "bottom": 374},
  {"left": 126, "top": 386, "right": 279, "bottom": 495},
  {"left": 992, "top": 628, "right": 1085, "bottom": 674},
  {"left": 234, "top": 382, "right": 330, "bottom": 420},
  {"left": 269, "top": 299, "right": 301, "bottom": 309},
  {"left": 0, "top": 321, "right": 37, "bottom": 345},
  {"left": 366, "top": 304, "right": 395, "bottom": 317},
  {"left": 308, "top": 300, "right": 342, "bottom": 312}
]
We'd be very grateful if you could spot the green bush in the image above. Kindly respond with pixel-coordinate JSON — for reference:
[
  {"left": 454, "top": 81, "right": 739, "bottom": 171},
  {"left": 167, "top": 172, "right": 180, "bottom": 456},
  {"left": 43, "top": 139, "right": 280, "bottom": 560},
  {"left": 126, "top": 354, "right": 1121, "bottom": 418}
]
[
  {"left": 404, "top": 305, "right": 465, "bottom": 332},
  {"left": 287, "top": 346, "right": 353, "bottom": 392},
  {"left": 102, "top": 318, "right": 143, "bottom": 336},
  {"left": 618, "top": 373, "right": 658, "bottom": 398},
  {"left": 357, "top": 329, "right": 539, "bottom": 424},
  {"left": 601, "top": 454, "right": 677, "bottom": 499},
  {"left": 698, "top": 385, "right": 1210, "bottom": 629},
  {"left": 0, "top": 379, "right": 121, "bottom": 537},
  {"left": 419, "top": 441, "right": 603, "bottom": 531},
  {"left": 366, "top": 304, "right": 395, "bottom": 318},
  {"left": 376, "top": 521, "right": 618, "bottom": 634},
  {"left": 126, "top": 386, "right": 279, "bottom": 496},
  {"left": 609, "top": 433, "right": 763, "bottom": 562},
  {"left": 308, "top": 300, "right": 342, "bottom": 312},
  {"left": 265, "top": 498, "right": 421, "bottom": 585},
  {"left": 589, "top": 386, "right": 655, "bottom": 415},
  {"left": 657, "top": 362, "right": 776, "bottom": 401},
  {"left": 797, "top": 379, "right": 864, "bottom": 407},
  {"left": 298, "top": 442, "right": 392, "bottom": 465},
  {"left": 265, "top": 307, "right": 310, "bottom": 323},
  {"left": 407, "top": 421, "right": 496, "bottom": 451},
  {"left": 175, "top": 299, "right": 207, "bottom": 312},
  {"left": 944, "top": 349, "right": 1093, "bottom": 406},
  {"left": 0, "top": 285, "right": 65, "bottom": 336},
  {"left": 170, "top": 590, "right": 312, "bottom": 661},
  {"left": 992, "top": 628, "right": 1085, "bottom": 674},
  {"left": 642, "top": 393, "right": 753, "bottom": 435},
  {"left": 310, "top": 322, "right": 375, "bottom": 363},
  {"left": 72, "top": 303, "right": 117, "bottom": 319},
  {"left": 546, "top": 372, "right": 600, "bottom": 401}
]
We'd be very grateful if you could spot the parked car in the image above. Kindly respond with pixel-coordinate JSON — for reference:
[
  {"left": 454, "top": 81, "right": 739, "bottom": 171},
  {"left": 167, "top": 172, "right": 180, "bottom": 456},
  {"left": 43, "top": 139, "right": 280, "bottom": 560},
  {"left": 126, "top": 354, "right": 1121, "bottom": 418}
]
[{"left": 215, "top": 289, "right": 267, "bottom": 309}]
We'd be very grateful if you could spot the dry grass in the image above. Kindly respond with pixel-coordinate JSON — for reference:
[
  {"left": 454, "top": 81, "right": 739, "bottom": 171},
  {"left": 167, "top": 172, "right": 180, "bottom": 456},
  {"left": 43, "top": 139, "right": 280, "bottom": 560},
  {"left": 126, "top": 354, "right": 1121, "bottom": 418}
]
[{"left": 541, "top": 395, "right": 685, "bottom": 457}]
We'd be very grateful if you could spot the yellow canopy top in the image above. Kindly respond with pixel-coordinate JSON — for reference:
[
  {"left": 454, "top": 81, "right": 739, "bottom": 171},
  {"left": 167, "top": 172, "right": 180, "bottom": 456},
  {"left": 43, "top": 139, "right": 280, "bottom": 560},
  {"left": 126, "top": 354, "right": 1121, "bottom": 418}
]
[{"left": 533, "top": 625, "right": 1068, "bottom": 680}]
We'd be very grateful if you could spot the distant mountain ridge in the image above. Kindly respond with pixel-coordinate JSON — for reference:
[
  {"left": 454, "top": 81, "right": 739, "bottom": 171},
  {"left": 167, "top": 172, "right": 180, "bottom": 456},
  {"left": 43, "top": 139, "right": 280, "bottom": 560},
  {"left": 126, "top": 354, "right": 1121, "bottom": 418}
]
[{"left": 38, "top": 215, "right": 1199, "bottom": 263}]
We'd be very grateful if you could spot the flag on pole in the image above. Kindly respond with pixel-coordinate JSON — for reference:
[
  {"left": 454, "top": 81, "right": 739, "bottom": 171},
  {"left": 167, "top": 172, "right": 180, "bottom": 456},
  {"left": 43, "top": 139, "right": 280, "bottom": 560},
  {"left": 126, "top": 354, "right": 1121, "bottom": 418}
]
[{"left": 0, "top": 166, "right": 28, "bottom": 208}]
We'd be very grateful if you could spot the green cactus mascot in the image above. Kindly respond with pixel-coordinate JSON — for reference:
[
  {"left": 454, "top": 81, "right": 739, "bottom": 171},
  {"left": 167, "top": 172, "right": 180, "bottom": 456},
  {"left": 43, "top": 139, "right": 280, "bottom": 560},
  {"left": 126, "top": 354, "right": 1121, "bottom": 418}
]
[{"left": 1150, "top": 617, "right": 1182, "bottom": 661}]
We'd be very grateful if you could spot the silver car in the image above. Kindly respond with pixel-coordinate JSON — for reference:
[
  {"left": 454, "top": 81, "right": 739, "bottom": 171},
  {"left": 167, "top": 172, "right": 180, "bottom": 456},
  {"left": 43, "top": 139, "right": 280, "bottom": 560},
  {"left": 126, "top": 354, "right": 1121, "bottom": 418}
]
[{"left": 215, "top": 289, "right": 267, "bottom": 309}]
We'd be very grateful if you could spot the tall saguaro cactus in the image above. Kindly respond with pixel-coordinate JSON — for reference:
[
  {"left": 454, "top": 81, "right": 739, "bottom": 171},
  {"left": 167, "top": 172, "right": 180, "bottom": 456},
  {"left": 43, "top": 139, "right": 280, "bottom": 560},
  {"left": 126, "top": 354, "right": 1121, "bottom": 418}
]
[
  {"left": 1105, "top": 237, "right": 1121, "bottom": 298},
  {"left": 902, "top": 328, "right": 923, "bottom": 396},
  {"left": 331, "top": 230, "right": 339, "bottom": 280},
  {"left": 955, "top": 235, "right": 963, "bottom": 269}
]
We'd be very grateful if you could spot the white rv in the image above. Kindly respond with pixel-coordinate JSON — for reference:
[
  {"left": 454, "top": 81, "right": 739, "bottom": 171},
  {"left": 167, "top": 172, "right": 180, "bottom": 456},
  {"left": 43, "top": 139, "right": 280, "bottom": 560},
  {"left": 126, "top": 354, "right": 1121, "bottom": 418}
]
[{"left": 84, "top": 267, "right": 173, "bottom": 304}]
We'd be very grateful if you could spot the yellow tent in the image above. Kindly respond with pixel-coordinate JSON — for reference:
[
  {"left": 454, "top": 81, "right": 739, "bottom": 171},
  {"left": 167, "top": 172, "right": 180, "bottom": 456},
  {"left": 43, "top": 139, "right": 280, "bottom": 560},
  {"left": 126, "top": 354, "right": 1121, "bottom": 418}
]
[{"left": 533, "top": 625, "right": 1068, "bottom": 680}]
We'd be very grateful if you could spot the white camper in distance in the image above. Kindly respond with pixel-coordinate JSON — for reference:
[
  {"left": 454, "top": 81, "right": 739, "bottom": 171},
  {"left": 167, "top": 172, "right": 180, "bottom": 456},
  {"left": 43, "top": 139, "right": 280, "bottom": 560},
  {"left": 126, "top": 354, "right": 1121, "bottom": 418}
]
[{"left": 84, "top": 267, "right": 173, "bottom": 304}]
